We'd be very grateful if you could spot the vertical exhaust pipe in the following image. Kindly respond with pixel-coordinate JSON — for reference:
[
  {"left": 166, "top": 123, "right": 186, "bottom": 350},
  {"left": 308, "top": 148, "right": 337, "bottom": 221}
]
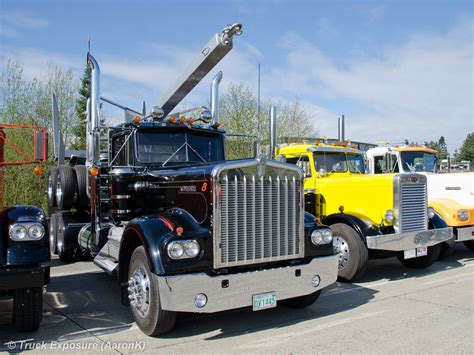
[
  {"left": 269, "top": 106, "right": 277, "bottom": 160},
  {"left": 338, "top": 115, "right": 345, "bottom": 142},
  {"left": 337, "top": 117, "right": 341, "bottom": 141},
  {"left": 211, "top": 71, "right": 223, "bottom": 125},
  {"left": 87, "top": 53, "right": 101, "bottom": 166}
]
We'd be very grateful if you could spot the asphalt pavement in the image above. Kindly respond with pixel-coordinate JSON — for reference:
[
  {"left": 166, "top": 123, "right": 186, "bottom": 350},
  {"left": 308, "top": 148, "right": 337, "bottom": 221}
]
[{"left": 1, "top": 244, "right": 473, "bottom": 354}]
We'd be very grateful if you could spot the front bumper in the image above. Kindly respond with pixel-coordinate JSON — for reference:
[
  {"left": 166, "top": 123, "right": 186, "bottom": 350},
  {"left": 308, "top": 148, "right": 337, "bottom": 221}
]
[
  {"left": 455, "top": 226, "right": 474, "bottom": 242},
  {"left": 366, "top": 227, "right": 452, "bottom": 251},
  {"left": 0, "top": 263, "right": 50, "bottom": 291},
  {"left": 156, "top": 254, "right": 338, "bottom": 313}
]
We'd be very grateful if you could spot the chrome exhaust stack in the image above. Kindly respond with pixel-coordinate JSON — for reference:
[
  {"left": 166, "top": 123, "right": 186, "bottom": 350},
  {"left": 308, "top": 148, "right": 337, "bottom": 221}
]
[
  {"left": 87, "top": 53, "right": 101, "bottom": 168},
  {"left": 269, "top": 106, "right": 277, "bottom": 160},
  {"left": 210, "top": 71, "right": 223, "bottom": 125},
  {"left": 338, "top": 114, "right": 345, "bottom": 142}
]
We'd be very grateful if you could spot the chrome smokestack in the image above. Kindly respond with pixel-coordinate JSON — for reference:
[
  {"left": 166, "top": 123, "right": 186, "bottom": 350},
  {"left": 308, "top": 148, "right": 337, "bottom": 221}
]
[
  {"left": 338, "top": 115, "right": 345, "bottom": 141},
  {"left": 211, "top": 71, "right": 223, "bottom": 125},
  {"left": 269, "top": 106, "right": 277, "bottom": 160},
  {"left": 87, "top": 53, "right": 101, "bottom": 166}
]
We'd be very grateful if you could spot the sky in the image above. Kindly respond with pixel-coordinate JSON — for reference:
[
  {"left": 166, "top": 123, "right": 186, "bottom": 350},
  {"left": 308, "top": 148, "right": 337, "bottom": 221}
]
[{"left": 0, "top": 0, "right": 472, "bottom": 153}]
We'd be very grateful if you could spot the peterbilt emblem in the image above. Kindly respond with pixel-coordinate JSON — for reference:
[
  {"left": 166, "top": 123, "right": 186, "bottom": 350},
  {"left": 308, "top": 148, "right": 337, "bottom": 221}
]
[
  {"left": 256, "top": 154, "right": 267, "bottom": 178},
  {"left": 410, "top": 177, "right": 419, "bottom": 183},
  {"left": 445, "top": 186, "right": 461, "bottom": 190}
]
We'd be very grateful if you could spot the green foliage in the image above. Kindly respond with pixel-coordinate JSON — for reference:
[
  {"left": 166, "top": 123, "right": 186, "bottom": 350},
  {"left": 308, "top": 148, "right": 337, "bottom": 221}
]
[
  {"left": 424, "top": 135, "right": 449, "bottom": 161},
  {"left": 458, "top": 132, "right": 474, "bottom": 162},
  {"left": 0, "top": 59, "right": 78, "bottom": 209},
  {"left": 218, "top": 83, "right": 318, "bottom": 160},
  {"left": 71, "top": 65, "right": 91, "bottom": 150}
]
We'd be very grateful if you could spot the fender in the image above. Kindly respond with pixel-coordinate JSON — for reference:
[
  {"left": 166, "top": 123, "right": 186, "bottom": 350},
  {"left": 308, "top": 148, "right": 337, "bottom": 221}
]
[
  {"left": 429, "top": 212, "right": 449, "bottom": 230},
  {"left": 1, "top": 206, "right": 49, "bottom": 266},
  {"left": 321, "top": 213, "right": 381, "bottom": 242},
  {"left": 118, "top": 208, "right": 212, "bottom": 284}
]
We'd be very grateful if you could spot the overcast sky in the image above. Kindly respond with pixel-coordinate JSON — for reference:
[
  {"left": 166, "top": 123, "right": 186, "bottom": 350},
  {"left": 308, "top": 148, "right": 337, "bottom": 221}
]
[{"left": 0, "top": 0, "right": 472, "bottom": 152}]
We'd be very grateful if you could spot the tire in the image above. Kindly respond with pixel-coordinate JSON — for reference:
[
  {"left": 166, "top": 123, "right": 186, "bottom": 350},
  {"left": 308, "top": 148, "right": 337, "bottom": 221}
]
[
  {"left": 463, "top": 240, "right": 474, "bottom": 251},
  {"left": 128, "top": 246, "right": 176, "bottom": 335},
  {"left": 331, "top": 223, "right": 368, "bottom": 282},
  {"left": 56, "top": 165, "right": 77, "bottom": 210},
  {"left": 56, "top": 213, "right": 83, "bottom": 262},
  {"left": 282, "top": 290, "right": 322, "bottom": 309},
  {"left": 437, "top": 241, "right": 454, "bottom": 260},
  {"left": 47, "top": 167, "right": 58, "bottom": 210},
  {"left": 397, "top": 244, "right": 441, "bottom": 268},
  {"left": 73, "top": 165, "right": 89, "bottom": 210},
  {"left": 49, "top": 213, "right": 58, "bottom": 255},
  {"left": 13, "top": 287, "right": 43, "bottom": 332}
]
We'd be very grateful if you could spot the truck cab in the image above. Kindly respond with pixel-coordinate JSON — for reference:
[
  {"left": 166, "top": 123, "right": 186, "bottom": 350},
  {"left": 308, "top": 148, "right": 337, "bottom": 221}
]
[
  {"left": 367, "top": 145, "right": 474, "bottom": 253},
  {"left": 275, "top": 137, "right": 452, "bottom": 281},
  {"left": 48, "top": 24, "right": 338, "bottom": 336}
]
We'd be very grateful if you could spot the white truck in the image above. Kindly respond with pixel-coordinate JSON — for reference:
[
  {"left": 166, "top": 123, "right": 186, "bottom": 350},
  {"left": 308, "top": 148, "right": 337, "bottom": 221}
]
[{"left": 366, "top": 145, "right": 473, "bottom": 256}]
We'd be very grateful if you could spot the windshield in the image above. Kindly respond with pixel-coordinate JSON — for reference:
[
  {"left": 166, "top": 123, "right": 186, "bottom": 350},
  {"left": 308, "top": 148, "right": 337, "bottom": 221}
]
[
  {"left": 313, "top": 152, "right": 347, "bottom": 173},
  {"left": 400, "top": 152, "right": 437, "bottom": 172},
  {"left": 136, "top": 131, "right": 224, "bottom": 165},
  {"left": 347, "top": 154, "right": 366, "bottom": 173}
]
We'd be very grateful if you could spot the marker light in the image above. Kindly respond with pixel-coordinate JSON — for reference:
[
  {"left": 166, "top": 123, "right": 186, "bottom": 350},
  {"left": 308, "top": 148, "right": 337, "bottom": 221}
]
[
  {"left": 33, "top": 166, "right": 43, "bottom": 175},
  {"left": 169, "top": 116, "right": 176, "bottom": 123},
  {"left": 180, "top": 116, "right": 186, "bottom": 124},
  {"left": 89, "top": 166, "right": 100, "bottom": 177},
  {"left": 134, "top": 116, "right": 141, "bottom": 125}
]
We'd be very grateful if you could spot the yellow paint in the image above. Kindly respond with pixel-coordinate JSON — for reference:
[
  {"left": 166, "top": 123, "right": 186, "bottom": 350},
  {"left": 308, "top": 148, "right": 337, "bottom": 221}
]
[
  {"left": 393, "top": 146, "right": 438, "bottom": 154},
  {"left": 278, "top": 143, "right": 394, "bottom": 226},
  {"left": 429, "top": 198, "right": 474, "bottom": 227}
]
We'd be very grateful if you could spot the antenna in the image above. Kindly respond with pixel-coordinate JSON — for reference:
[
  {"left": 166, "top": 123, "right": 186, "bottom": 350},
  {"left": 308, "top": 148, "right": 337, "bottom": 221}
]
[{"left": 257, "top": 62, "right": 261, "bottom": 151}]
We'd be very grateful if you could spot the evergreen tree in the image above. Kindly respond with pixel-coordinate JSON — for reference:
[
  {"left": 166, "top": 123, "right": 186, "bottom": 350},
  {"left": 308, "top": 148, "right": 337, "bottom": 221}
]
[
  {"left": 458, "top": 132, "right": 474, "bottom": 162},
  {"left": 71, "top": 64, "right": 91, "bottom": 149}
]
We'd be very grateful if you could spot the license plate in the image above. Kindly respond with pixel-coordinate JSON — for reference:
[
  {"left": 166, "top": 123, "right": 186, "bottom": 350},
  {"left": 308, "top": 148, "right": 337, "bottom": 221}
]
[
  {"left": 404, "top": 247, "right": 428, "bottom": 259},
  {"left": 252, "top": 292, "right": 276, "bottom": 311}
]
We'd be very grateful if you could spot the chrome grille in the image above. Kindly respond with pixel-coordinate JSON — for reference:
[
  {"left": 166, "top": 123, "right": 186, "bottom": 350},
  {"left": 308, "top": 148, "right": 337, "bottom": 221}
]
[
  {"left": 399, "top": 178, "right": 428, "bottom": 233},
  {"left": 214, "top": 161, "right": 304, "bottom": 268}
]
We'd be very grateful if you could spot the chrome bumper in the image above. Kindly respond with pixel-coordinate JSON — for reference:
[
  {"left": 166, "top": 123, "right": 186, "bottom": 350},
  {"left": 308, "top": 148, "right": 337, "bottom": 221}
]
[
  {"left": 456, "top": 226, "right": 474, "bottom": 242},
  {"left": 366, "top": 227, "right": 452, "bottom": 251},
  {"left": 156, "top": 254, "right": 338, "bottom": 313}
]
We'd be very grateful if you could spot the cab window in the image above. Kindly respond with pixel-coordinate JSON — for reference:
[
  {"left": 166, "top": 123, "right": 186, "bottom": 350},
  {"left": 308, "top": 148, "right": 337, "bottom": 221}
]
[{"left": 286, "top": 155, "right": 312, "bottom": 177}]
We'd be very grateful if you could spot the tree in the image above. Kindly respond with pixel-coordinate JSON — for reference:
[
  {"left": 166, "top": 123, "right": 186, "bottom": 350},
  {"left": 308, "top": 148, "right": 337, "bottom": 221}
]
[
  {"left": 458, "top": 132, "right": 474, "bottom": 162},
  {"left": 71, "top": 64, "right": 91, "bottom": 149},
  {"left": 425, "top": 136, "right": 449, "bottom": 162}
]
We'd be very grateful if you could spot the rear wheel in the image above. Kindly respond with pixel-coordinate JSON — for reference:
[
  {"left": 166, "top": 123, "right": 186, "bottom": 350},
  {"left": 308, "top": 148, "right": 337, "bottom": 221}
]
[
  {"left": 397, "top": 244, "right": 441, "bottom": 268},
  {"left": 128, "top": 246, "right": 176, "bottom": 335},
  {"left": 282, "top": 290, "right": 321, "bottom": 308},
  {"left": 463, "top": 240, "right": 474, "bottom": 251},
  {"left": 331, "top": 223, "right": 368, "bottom": 281},
  {"left": 73, "top": 165, "right": 89, "bottom": 210},
  {"left": 56, "top": 213, "right": 84, "bottom": 262},
  {"left": 13, "top": 287, "right": 43, "bottom": 332},
  {"left": 56, "top": 165, "right": 77, "bottom": 210}
]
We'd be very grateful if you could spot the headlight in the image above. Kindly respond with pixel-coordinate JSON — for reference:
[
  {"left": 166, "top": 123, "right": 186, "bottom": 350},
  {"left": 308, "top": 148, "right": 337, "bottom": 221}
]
[
  {"left": 167, "top": 240, "right": 200, "bottom": 260},
  {"left": 28, "top": 224, "right": 45, "bottom": 239},
  {"left": 384, "top": 209, "right": 394, "bottom": 223},
  {"left": 9, "top": 223, "right": 44, "bottom": 241},
  {"left": 322, "top": 229, "right": 333, "bottom": 243},
  {"left": 458, "top": 209, "right": 469, "bottom": 221},
  {"left": 311, "top": 229, "right": 332, "bottom": 245},
  {"left": 9, "top": 224, "right": 27, "bottom": 241},
  {"left": 427, "top": 207, "right": 435, "bottom": 219}
]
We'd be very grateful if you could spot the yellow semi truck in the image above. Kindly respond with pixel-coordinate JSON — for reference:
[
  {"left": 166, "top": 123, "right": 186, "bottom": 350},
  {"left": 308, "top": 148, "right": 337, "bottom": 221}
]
[
  {"left": 366, "top": 145, "right": 474, "bottom": 256},
  {"left": 269, "top": 111, "right": 452, "bottom": 281}
]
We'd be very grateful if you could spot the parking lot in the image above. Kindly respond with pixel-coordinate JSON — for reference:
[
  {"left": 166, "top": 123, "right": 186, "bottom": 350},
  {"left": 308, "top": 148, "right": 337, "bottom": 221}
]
[{"left": 1, "top": 244, "right": 473, "bottom": 354}]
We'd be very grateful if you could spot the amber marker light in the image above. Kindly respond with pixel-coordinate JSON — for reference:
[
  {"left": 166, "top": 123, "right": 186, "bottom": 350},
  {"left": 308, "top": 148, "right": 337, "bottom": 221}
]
[
  {"left": 134, "top": 116, "right": 141, "bottom": 125},
  {"left": 33, "top": 166, "right": 43, "bottom": 175},
  {"left": 189, "top": 117, "right": 195, "bottom": 125},
  {"left": 169, "top": 116, "right": 176, "bottom": 123},
  {"left": 89, "top": 166, "right": 100, "bottom": 177},
  {"left": 338, "top": 205, "right": 345, "bottom": 213},
  {"left": 176, "top": 227, "right": 184, "bottom": 236},
  {"left": 180, "top": 116, "right": 186, "bottom": 124},
  {"left": 213, "top": 122, "right": 221, "bottom": 128}
]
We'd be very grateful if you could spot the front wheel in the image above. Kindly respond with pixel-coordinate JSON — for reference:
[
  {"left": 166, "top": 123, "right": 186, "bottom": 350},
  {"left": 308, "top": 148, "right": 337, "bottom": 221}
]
[
  {"left": 463, "top": 240, "right": 474, "bottom": 252},
  {"left": 13, "top": 287, "right": 43, "bottom": 332},
  {"left": 437, "top": 241, "right": 454, "bottom": 260},
  {"left": 397, "top": 244, "right": 441, "bottom": 268},
  {"left": 128, "top": 246, "right": 176, "bottom": 335},
  {"left": 282, "top": 290, "right": 321, "bottom": 308},
  {"left": 331, "top": 223, "right": 368, "bottom": 281}
]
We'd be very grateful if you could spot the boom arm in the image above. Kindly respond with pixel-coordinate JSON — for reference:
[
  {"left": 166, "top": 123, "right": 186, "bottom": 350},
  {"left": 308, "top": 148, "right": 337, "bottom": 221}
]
[{"left": 156, "top": 23, "right": 242, "bottom": 116}]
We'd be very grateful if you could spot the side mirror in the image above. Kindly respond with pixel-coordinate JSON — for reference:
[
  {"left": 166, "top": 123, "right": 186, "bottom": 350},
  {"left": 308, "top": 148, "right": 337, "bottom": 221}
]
[{"left": 34, "top": 128, "right": 48, "bottom": 162}]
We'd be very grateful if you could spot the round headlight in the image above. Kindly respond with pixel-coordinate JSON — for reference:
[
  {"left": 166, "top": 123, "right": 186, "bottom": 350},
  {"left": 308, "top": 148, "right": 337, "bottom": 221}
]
[
  {"left": 28, "top": 224, "right": 45, "bottom": 240},
  {"left": 322, "top": 229, "right": 333, "bottom": 243},
  {"left": 427, "top": 207, "right": 436, "bottom": 219},
  {"left": 184, "top": 240, "right": 200, "bottom": 257},
  {"left": 458, "top": 209, "right": 469, "bottom": 221},
  {"left": 9, "top": 224, "right": 27, "bottom": 241},
  {"left": 384, "top": 209, "right": 394, "bottom": 223},
  {"left": 167, "top": 242, "right": 184, "bottom": 259},
  {"left": 311, "top": 230, "right": 323, "bottom": 245}
]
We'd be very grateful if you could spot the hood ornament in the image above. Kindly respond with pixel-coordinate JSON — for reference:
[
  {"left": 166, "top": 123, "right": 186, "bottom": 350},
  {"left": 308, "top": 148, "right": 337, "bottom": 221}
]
[{"left": 256, "top": 154, "right": 267, "bottom": 178}]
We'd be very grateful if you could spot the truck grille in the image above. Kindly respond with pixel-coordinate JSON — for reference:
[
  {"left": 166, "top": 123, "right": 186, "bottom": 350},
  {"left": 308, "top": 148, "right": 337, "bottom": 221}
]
[
  {"left": 213, "top": 160, "right": 304, "bottom": 268},
  {"left": 398, "top": 176, "right": 428, "bottom": 233}
]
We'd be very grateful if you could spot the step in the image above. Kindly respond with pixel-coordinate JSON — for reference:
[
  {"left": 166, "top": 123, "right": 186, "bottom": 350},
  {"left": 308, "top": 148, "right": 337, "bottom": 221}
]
[{"left": 93, "top": 254, "right": 118, "bottom": 274}]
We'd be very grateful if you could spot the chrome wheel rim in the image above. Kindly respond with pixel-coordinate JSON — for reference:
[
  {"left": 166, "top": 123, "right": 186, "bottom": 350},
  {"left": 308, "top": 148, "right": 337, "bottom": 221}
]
[
  {"left": 128, "top": 267, "right": 150, "bottom": 318},
  {"left": 56, "top": 179, "right": 63, "bottom": 207},
  {"left": 49, "top": 218, "right": 55, "bottom": 252},
  {"left": 333, "top": 236, "right": 350, "bottom": 270},
  {"left": 47, "top": 175, "right": 54, "bottom": 202}
]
